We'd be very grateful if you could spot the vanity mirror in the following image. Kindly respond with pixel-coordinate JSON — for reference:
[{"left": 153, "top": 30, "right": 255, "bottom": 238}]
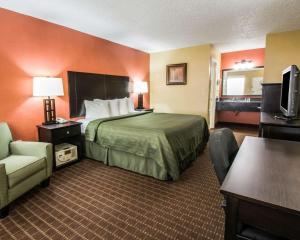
[{"left": 222, "top": 67, "right": 264, "bottom": 96}]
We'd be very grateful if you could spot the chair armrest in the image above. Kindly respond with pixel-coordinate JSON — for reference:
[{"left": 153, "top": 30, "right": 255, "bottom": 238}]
[
  {"left": 10, "top": 141, "right": 53, "bottom": 177},
  {"left": 0, "top": 164, "right": 8, "bottom": 209}
]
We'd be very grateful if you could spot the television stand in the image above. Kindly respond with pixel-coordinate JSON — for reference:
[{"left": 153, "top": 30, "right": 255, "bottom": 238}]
[{"left": 259, "top": 112, "right": 300, "bottom": 141}]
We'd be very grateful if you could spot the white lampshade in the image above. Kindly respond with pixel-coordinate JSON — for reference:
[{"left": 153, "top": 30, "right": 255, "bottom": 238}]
[
  {"left": 33, "top": 77, "right": 64, "bottom": 97},
  {"left": 133, "top": 81, "right": 148, "bottom": 94}
]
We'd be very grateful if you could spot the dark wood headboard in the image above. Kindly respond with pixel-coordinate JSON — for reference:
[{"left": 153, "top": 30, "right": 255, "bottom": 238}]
[{"left": 68, "top": 71, "right": 129, "bottom": 118}]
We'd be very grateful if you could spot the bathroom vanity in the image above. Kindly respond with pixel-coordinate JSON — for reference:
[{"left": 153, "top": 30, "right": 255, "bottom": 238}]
[{"left": 216, "top": 67, "right": 263, "bottom": 125}]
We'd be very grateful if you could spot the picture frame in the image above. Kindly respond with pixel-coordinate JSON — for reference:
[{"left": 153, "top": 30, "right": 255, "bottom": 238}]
[{"left": 166, "top": 63, "right": 187, "bottom": 85}]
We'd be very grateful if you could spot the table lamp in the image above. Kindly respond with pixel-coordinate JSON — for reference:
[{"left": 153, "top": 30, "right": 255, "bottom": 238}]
[
  {"left": 133, "top": 81, "right": 148, "bottom": 109},
  {"left": 33, "top": 77, "right": 64, "bottom": 125}
]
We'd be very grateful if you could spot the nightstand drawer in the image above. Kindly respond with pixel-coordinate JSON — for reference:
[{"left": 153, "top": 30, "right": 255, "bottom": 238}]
[{"left": 52, "top": 125, "right": 81, "bottom": 140}]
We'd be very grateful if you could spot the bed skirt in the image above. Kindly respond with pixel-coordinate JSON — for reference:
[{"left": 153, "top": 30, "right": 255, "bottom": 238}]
[{"left": 85, "top": 140, "right": 206, "bottom": 181}]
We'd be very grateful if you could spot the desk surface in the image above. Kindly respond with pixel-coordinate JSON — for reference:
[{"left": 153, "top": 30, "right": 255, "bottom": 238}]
[
  {"left": 260, "top": 112, "right": 300, "bottom": 127},
  {"left": 221, "top": 136, "right": 300, "bottom": 214}
]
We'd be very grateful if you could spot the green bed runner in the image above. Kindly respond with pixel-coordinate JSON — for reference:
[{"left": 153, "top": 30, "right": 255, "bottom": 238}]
[{"left": 86, "top": 112, "right": 209, "bottom": 180}]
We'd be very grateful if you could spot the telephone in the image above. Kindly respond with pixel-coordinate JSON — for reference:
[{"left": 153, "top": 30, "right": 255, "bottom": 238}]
[{"left": 56, "top": 117, "right": 69, "bottom": 124}]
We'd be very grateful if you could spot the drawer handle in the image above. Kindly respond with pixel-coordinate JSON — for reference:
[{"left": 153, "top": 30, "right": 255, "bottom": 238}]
[{"left": 67, "top": 131, "right": 70, "bottom": 134}]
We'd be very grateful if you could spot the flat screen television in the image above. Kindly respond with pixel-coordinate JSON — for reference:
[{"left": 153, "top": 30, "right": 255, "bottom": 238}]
[{"left": 280, "top": 65, "right": 300, "bottom": 118}]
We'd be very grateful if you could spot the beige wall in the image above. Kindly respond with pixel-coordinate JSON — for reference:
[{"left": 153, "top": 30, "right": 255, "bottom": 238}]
[
  {"left": 264, "top": 30, "right": 300, "bottom": 83},
  {"left": 150, "top": 44, "right": 212, "bottom": 119}
]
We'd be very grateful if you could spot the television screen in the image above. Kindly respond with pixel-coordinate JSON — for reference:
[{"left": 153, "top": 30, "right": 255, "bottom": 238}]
[{"left": 281, "top": 71, "right": 290, "bottom": 111}]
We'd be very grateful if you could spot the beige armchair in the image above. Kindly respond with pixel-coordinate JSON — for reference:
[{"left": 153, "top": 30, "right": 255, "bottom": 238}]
[{"left": 0, "top": 122, "right": 53, "bottom": 218}]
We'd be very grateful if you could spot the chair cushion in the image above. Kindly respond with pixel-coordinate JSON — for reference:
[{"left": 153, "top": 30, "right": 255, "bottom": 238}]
[
  {"left": 0, "top": 155, "right": 46, "bottom": 188},
  {"left": 0, "top": 123, "right": 13, "bottom": 160}
]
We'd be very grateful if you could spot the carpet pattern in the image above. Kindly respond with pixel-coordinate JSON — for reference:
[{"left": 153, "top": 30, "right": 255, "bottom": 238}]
[{"left": 0, "top": 148, "right": 224, "bottom": 240}]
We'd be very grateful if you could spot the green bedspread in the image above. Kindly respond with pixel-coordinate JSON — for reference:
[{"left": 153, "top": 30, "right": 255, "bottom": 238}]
[{"left": 85, "top": 112, "right": 209, "bottom": 180}]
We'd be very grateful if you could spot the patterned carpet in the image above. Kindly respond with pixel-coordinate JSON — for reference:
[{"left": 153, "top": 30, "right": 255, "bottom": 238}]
[
  {"left": 0, "top": 127, "right": 256, "bottom": 240},
  {"left": 0, "top": 146, "right": 225, "bottom": 240}
]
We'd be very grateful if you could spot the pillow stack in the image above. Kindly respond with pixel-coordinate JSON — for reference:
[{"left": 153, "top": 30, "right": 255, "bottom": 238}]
[{"left": 85, "top": 97, "right": 135, "bottom": 120}]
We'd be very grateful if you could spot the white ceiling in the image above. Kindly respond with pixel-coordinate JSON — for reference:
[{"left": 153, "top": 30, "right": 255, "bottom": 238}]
[{"left": 1, "top": 0, "right": 300, "bottom": 53}]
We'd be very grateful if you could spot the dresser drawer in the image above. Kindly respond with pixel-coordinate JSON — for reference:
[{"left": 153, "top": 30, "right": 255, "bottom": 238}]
[
  {"left": 52, "top": 125, "right": 81, "bottom": 140},
  {"left": 262, "top": 125, "right": 300, "bottom": 141}
]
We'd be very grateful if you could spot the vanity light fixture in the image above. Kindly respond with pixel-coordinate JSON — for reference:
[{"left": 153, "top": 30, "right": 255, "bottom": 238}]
[{"left": 233, "top": 60, "right": 255, "bottom": 70}]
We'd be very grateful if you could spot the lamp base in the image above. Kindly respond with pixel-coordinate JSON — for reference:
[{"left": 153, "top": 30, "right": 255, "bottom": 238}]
[
  {"left": 137, "top": 93, "right": 144, "bottom": 109},
  {"left": 43, "top": 98, "right": 57, "bottom": 125}
]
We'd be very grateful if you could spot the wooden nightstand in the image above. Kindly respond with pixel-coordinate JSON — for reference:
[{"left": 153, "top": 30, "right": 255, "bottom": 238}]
[
  {"left": 135, "top": 108, "right": 154, "bottom": 112},
  {"left": 37, "top": 121, "right": 82, "bottom": 170}
]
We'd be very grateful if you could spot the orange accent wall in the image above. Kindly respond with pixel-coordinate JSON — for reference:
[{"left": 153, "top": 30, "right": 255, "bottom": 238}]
[
  {"left": 221, "top": 48, "right": 265, "bottom": 70},
  {"left": 0, "top": 8, "right": 149, "bottom": 140},
  {"left": 217, "top": 48, "right": 265, "bottom": 125}
]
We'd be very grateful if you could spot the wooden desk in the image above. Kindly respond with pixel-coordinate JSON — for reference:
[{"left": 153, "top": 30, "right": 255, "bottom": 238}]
[
  {"left": 259, "top": 112, "right": 300, "bottom": 141},
  {"left": 221, "top": 137, "right": 300, "bottom": 240}
]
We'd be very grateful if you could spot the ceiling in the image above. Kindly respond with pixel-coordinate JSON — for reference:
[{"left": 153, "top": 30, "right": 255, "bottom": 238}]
[{"left": 1, "top": 0, "right": 300, "bottom": 53}]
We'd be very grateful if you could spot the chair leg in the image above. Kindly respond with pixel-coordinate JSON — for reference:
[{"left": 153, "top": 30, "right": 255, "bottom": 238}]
[
  {"left": 0, "top": 206, "right": 9, "bottom": 219},
  {"left": 41, "top": 178, "right": 50, "bottom": 188}
]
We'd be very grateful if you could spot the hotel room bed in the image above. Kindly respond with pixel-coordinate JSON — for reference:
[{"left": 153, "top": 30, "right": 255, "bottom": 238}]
[
  {"left": 83, "top": 112, "right": 209, "bottom": 180},
  {"left": 68, "top": 71, "right": 209, "bottom": 180}
]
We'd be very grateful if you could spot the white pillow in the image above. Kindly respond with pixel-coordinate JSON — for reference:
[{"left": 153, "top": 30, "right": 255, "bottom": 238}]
[
  {"left": 84, "top": 100, "right": 110, "bottom": 119},
  {"left": 108, "top": 99, "right": 120, "bottom": 116},
  {"left": 94, "top": 99, "right": 111, "bottom": 116},
  {"left": 119, "top": 98, "right": 129, "bottom": 115},
  {"left": 94, "top": 99, "right": 109, "bottom": 109},
  {"left": 127, "top": 97, "right": 135, "bottom": 112}
]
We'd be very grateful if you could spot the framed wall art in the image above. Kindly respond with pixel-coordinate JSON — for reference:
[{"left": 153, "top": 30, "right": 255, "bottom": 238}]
[{"left": 166, "top": 63, "right": 187, "bottom": 85}]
